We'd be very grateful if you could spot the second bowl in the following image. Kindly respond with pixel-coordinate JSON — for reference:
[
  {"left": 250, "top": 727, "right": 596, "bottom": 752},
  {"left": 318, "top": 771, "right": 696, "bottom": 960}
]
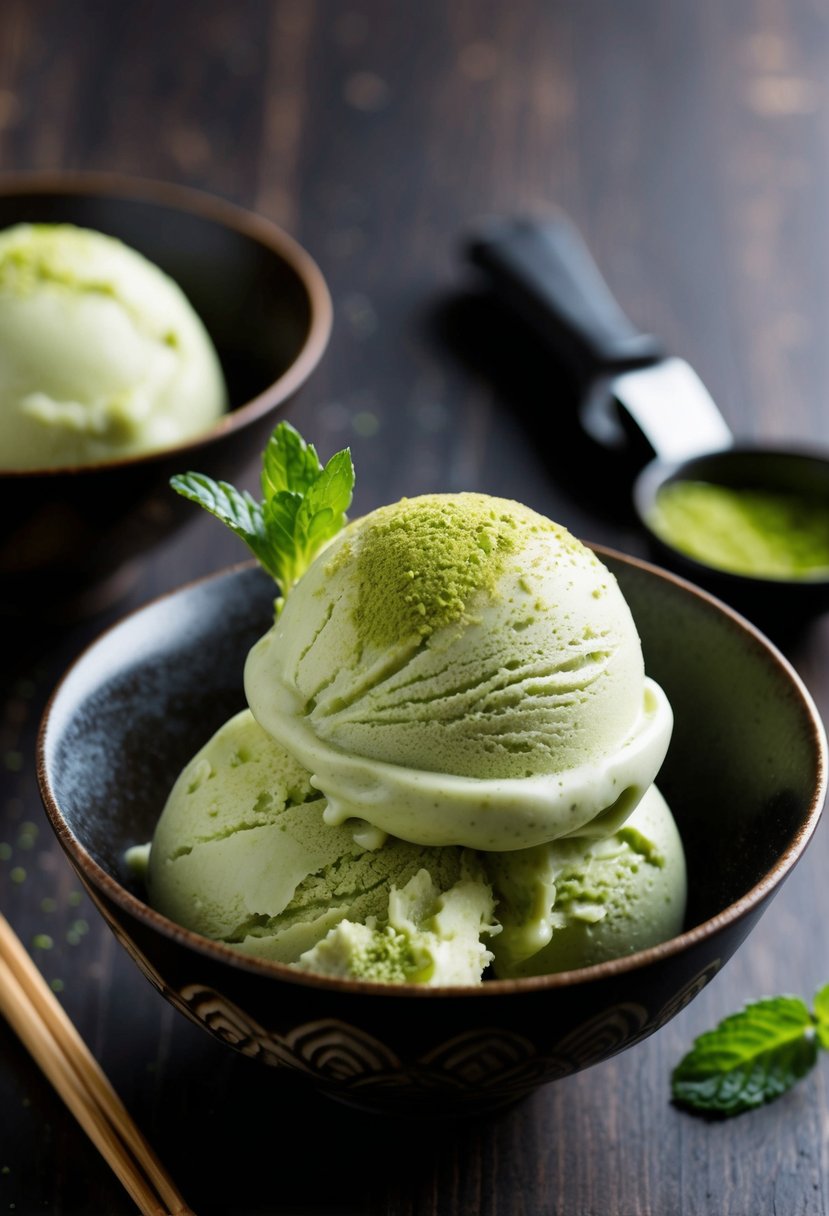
[{"left": 0, "top": 172, "right": 332, "bottom": 617}]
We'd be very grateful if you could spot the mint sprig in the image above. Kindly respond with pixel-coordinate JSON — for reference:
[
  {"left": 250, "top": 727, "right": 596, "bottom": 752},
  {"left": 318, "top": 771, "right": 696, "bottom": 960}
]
[
  {"left": 672, "top": 985, "right": 829, "bottom": 1117},
  {"left": 171, "top": 421, "right": 354, "bottom": 612}
]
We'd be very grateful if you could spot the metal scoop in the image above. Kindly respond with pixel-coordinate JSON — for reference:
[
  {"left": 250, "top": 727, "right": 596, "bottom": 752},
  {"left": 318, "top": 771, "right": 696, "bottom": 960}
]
[{"left": 466, "top": 213, "right": 829, "bottom": 633}]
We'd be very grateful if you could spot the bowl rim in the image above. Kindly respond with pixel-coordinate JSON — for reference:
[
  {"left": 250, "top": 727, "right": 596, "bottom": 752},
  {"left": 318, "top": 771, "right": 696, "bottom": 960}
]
[
  {"left": 0, "top": 169, "right": 333, "bottom": 476},
  {"left": 36, "top": 549, "right": 828, "bottom": 999}
]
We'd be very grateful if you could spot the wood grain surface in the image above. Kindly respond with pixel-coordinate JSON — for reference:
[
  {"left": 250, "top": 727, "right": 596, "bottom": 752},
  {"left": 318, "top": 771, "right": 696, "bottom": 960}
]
[{"left": 3, "top": 2, "right": 829, "bottom": 1213}]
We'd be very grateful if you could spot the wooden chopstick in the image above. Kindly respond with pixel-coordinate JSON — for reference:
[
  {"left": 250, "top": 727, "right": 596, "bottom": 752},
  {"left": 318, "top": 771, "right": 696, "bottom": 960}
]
[{"left": 0, "top": 912, "right": 195, "bottom": 1216}]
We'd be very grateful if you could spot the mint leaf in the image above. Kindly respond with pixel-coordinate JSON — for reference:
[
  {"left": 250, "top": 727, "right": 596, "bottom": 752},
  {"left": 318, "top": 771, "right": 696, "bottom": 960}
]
[
  {"left": 813, "top": 983, "right": 829, "bottom": 1050},
  {"left": 170, "top": 421, "right": 354, "bottom": 610},
  {"left": 261, "top": 447, "right": 354, "bottom": 594},
  {"left": 672, "top": 995, "right": 818, "bottom": 1117},
  {"left": 168, "top": 474, "right": 273, "bottom": 568},
  {"left": 260, "top": 422, "right": 326, "bottom": 500}
]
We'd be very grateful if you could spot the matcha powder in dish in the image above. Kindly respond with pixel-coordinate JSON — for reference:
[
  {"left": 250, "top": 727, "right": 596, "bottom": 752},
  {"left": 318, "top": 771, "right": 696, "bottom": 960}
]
[{"left": 648, "top": 479, "right": 829, "bottom": 580}]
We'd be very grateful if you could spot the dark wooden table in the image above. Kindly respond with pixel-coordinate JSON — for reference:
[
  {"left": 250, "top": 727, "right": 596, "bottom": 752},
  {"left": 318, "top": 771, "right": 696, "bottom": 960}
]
[{"left": 3, "top": 2, "right": 829, "bottom": 1212}]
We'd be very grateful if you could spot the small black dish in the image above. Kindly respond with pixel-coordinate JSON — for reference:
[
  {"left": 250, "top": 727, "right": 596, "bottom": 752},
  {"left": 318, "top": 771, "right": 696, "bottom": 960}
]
[{"left": 633, "top": 447, "right": 829, "bottom": 636}]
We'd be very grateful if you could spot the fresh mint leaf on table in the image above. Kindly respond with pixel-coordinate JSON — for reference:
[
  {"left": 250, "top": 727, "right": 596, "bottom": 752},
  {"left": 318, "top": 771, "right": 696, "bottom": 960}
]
[
  {"left": 170, "top": 421, "right": 354, "bottom": 613},
  {"left": 672, "top": 984, "right": 829, "bottom": 1117}
]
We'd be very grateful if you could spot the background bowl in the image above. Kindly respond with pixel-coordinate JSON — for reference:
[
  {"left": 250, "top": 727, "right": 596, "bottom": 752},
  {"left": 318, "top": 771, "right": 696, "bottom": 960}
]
[
  {"left": 0, "top": 172, "right": 332, "bottom": 618},
  {"left": 37, "top": 553, "right": 827, "bottom": 1118}
]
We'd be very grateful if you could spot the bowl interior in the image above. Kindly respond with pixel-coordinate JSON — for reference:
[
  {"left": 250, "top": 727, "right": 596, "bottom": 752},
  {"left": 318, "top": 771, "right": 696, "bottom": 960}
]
[
  {"left": 39, "top": 554, "right": 826, "bottom": 962},
  {"left": 0, "top": 181, "right": 319, "bottom": 416}
]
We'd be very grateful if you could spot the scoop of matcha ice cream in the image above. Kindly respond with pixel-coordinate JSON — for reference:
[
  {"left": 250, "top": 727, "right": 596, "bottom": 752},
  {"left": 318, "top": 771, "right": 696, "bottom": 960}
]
[
  {"left": 145, "top": 708, "right": 685, "bottom": 984},
  {"left": 245, "top": 493, "right": 673, "bottom": 851},
  {"left": 0, "top": 223, "right": 227, "bottom": 469},
  {"left": 485, "top": 785, "right": 687, "bottom": 978},
  {"left": 146, "top": 484, "right": 685, "bottom": 986},
  {"left": 147, "top": 708, "right": 495, "bottom": 976}
]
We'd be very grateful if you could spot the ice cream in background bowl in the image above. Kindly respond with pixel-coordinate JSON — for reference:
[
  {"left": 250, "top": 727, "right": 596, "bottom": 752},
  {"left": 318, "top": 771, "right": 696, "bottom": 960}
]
[
  {"left": 37, "top": 422, "right": 827, "bottom": 1116},
  {"left": 0, "top": 221, "right": 228, "bottom": 469},
  {"left": 0, "top": 171, "right": 331, "bottom": 617}
]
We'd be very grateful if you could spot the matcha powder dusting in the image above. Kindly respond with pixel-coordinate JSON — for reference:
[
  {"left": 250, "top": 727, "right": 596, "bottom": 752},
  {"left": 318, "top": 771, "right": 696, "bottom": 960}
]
[
  {"left": 246, "top": 487, "right": 650, "bottom": 785},
  {"left": 351, "top": 493, "right": 565, "bottom": 649}
]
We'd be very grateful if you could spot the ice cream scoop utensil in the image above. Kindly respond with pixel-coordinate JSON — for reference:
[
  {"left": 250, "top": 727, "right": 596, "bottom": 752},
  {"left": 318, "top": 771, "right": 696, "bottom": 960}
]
[
  {"left": 467, "top": 213, "right": 731, "bottom": 462},
  {"left": 466, "top": 214, "right": 829, "bottom": 630}
]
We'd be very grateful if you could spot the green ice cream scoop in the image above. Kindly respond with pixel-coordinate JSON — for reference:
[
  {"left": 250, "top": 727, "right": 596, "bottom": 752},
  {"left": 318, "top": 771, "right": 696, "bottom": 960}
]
[
  {"left": 245, "top": 492, "right": 673, "bottom": 851},
  {"left": 0, "top": 223, "right": 227, "bottom": 469},
  {"left": 147, "top": 709, "right": 494, "bottom": 976},
  {"left": 485, "top": 785, "right": 687, "bottom": 977},
  {"left": 144, "top": 708, "right": 685, "bottom": 984}
]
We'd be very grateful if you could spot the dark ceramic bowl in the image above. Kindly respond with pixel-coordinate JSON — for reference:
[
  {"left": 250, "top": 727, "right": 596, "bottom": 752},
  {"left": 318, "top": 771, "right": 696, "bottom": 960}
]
[
  {"left": 0, "top": 172, "right": 331, "bottom": 618},
  {"left": 37, "top": 553, "right": 827, "bottom": 1117}
]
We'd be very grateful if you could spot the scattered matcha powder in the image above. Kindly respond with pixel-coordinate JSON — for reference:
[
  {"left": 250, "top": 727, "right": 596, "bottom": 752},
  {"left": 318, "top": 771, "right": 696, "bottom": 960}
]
[
  {"left": 349, "top": 495, "right": 573, "bottom": 649},
  {"left": 66, "top": 919, "right": 89, "bottom": 946},
  {"left": 352, "top": 410, "right": 380, "bottom": 437},
  {"left": 16, "top": 822, "right": 37, "bottom": 850}
]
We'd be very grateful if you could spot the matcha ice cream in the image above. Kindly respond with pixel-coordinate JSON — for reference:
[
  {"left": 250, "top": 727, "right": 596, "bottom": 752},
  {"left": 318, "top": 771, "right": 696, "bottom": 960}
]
[
  {"left": 143, "top": 469, "right": 685, "bottom": 982},
  {"left": 145, "top": 709, "right": 684, "bottom": 984},
  {"left": 294, "top": 784, "right": 686, "bottom": 982},
  {"left": 147, "top": 439, "right": 686, "bottom": 986},
  {"left": 486, "top": 785, "right": 686, "bottom": 977},
  {"left": 245, "top": 493, "right": 672, "bottom": 851},
  {"left": 0, "top": 223, "right": 227, "bottom": 469},
  {"left": 147, "top": 708, "right": 497, "bottom": 984}
]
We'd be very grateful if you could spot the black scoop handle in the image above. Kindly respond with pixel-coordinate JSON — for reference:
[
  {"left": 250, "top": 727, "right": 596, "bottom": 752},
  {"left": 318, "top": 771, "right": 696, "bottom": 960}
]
[{"left": 466, "top": 214, "right": 665, "bottom": 377}]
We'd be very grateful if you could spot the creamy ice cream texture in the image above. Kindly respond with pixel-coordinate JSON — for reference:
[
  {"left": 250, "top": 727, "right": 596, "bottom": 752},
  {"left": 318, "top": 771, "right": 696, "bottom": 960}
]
[
  {"left": 0, "top": 222, "right": 227, "bottom": 469},
  {"left": 147, "top": 709, "right": 685, "bottom": 983},
  {"left": 147, "top": 708, "right": 498, "bottom": 985},
  {"left": 147, "top": 491, "right": 686, "bottom": 985},
  {"left": 485, "top": 784, "right": 686, "bottom": 977},
  {"left": 245, "top": 493, "right": 672, "bottom": 851}
]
